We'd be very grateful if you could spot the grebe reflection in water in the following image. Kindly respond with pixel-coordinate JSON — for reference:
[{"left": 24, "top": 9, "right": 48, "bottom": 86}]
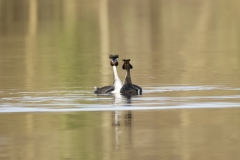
[
  {"left": 94, "top": 55, "right": 123, "bottom": 94},
  {"left": 120, "top": 59, "right": 142, "bottom": 95}
]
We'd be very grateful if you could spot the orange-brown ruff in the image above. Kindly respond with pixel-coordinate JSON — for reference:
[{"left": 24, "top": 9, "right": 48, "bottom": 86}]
[{"left": 120, "top": 59, "right": 142, "bottom": 95}]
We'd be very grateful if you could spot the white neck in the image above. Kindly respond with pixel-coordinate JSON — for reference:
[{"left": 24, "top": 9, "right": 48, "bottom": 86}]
[{"left": 112, "top": 66, "right": 122, "bottom": 93}]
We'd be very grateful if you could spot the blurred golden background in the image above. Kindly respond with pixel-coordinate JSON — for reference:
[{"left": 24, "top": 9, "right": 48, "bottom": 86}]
[
  {"left": 1, "top": 1, "right": 240, "bottom": 159},
  {"left": 0, "top": 0, "right": 240, "bottom": 91}
]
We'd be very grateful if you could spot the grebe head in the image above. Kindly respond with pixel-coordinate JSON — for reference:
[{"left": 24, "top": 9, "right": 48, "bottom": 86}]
[
  {"left": 109, "top": 54, "right": 119, "bottom": 66},
  {"left": 122, "top": 59, "right": 133, "bottom": 70}
]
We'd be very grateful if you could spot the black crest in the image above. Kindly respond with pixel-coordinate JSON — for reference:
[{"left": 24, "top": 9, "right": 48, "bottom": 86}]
[
  {"left": 109, "top": 54, "right": 119, "bottom": 60},
  {"left": 110, "top": 55, "right": 119, "bottom": 66},
  {"left": 122, "top": 59, "right": 133, "bottom": 69}
]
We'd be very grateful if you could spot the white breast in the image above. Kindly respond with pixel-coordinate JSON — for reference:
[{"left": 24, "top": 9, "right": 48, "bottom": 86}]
[{"left": 111, "top": 66, "right": 122, "bottom": 93}]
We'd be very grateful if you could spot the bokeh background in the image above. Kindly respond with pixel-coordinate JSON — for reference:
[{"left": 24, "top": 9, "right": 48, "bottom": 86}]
[
  {"left": 1, "top": 0, "right": 240, "bottom": 91},
  {"left": 1, "top": 0, "right": 240, "bottom": 160}
]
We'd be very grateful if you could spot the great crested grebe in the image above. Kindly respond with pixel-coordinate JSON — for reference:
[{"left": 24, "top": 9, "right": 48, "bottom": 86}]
[
  {"left": 120, "top": 59, "right": 142, "bottom": 95},
  {"left": 94, "top": 55, "right": 122, "bottom": 94}
]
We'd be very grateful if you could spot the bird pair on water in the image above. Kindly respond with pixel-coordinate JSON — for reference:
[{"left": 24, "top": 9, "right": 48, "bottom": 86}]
[{"left": 94, "top": 55, "right": 142, "bottom": 95}]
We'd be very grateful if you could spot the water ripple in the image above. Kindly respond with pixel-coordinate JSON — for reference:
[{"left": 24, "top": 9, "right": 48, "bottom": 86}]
[
  {"left": 0, "top": 102, "right": 240, "bottom": 113},
  {"left": 1, "top": 85, "right": 240, "bottom": 113}
]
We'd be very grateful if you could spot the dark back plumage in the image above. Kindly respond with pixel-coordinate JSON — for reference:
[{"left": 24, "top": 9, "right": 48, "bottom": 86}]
[{"left": 120, "top": 59, "right": 142, "bottom": 95}]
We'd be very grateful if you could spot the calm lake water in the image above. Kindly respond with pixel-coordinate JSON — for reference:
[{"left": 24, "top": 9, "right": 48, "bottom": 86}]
[{"left": 1, "top": 0, "right": 240, "bottom": 159}]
